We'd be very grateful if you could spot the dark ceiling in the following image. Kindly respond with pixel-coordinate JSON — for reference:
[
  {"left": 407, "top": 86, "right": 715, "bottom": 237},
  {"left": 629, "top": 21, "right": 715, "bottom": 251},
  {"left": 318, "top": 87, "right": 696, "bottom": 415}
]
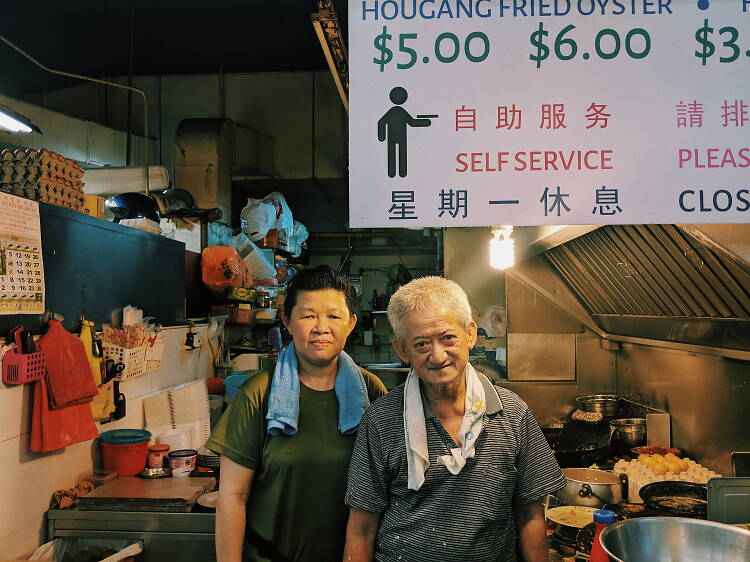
[{"left": 0, "top": 0, "right": 348, "bottom": 99}]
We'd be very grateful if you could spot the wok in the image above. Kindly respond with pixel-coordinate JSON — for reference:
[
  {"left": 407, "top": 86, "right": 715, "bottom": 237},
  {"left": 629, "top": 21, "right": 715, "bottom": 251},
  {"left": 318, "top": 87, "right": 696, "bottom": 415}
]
[
  {"left": 554, "top": 442, "right": 609, "bottom": 468},
  {"left": 553, "top": 419, "right": 610, "bottom": 468},
  {"left": 638, "top": 480, "right": 708, "bottom": 517}
]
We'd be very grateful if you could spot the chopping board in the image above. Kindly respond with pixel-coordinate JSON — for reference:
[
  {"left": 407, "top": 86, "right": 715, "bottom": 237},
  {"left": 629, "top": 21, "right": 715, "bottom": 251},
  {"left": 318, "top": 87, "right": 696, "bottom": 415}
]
[{"left": 77, "top": 476, "right": 216, "bottom": 512}]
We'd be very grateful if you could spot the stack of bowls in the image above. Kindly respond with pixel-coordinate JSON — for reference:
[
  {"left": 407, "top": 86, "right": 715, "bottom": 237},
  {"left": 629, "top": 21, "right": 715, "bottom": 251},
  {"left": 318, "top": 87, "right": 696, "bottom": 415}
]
[
  {"left": 143, "top": 390, "right": 173, "bottom": 438},
  {"left": 169, "top": 380, "right": 211, "bottom": 449}
]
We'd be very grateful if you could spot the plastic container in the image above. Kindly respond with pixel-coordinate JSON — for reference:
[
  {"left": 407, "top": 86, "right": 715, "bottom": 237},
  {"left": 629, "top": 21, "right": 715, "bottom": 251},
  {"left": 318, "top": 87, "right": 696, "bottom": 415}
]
[
  {"left": 224, "top": 373, "right": 251, "bottom": 400},
  {"left": 589, "top": 509, "right": 617, "bottom": 562},
  {"left": 256, "top": 291, "right": 270, "bottom": 308},
  {"left": 103, "top": 342, "right": 148, "bottom": 381},
  {"left": 100, "top": 429, "right": 152, "bottom": 444},
  {"left": 99, "top": 429, "right": 152, "bottom": 477},
  {"left": 234, "top": 303, "right": 254, "bottom": 325},
  {"left": 148, "top": 443, "right": 170, "bottom": 468},
  {"left": 169, "top": 448, "right": 197, "bottom": 477}
]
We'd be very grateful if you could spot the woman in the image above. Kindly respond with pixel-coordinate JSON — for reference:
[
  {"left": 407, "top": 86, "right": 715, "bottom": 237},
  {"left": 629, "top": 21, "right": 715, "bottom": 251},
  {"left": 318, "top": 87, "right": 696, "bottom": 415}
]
[{"left": 206, "top": 265, "right": 387, "bottom": 562}]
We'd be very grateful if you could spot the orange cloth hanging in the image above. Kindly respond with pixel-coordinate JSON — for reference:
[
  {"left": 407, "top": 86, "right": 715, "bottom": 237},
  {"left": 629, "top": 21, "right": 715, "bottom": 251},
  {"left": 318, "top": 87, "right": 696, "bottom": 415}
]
[
  {"left": 39, "top": 320, "right": 98, "bottom": 409},
  {"left": 30, "top": 378, "right": 98, "bottom": 452}
]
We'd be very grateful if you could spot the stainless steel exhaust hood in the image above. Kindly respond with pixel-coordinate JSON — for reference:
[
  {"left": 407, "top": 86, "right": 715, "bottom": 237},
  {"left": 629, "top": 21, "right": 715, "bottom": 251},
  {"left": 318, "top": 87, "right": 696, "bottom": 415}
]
[{"left": 538, "top": 224, "right": 750, "bottom": 352}]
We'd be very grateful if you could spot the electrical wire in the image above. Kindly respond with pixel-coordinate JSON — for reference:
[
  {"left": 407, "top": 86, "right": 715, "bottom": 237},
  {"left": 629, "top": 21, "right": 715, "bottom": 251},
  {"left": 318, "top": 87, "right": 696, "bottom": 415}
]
[{"left": 0, "top": 34, "right": 151, "bottom": 195}]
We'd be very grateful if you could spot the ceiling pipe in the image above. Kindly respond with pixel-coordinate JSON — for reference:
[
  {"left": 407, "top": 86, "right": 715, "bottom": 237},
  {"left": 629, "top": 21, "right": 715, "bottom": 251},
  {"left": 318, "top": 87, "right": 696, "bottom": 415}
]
[{"left": 0, "top": 34, "right": 151, "bottom": 195}]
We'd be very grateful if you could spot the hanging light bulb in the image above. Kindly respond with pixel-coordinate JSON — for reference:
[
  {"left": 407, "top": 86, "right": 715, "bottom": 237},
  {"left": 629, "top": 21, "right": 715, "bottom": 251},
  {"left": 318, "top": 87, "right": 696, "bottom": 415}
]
[{"left": 489, "top": 226, "right": 514, "bottom": 270}]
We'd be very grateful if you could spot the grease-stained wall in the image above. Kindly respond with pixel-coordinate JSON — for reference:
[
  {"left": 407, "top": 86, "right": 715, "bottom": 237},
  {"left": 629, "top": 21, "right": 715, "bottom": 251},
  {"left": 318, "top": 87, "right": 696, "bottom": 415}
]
[{"left": 615, "top": 344, "right": 750, "bottom": 475}]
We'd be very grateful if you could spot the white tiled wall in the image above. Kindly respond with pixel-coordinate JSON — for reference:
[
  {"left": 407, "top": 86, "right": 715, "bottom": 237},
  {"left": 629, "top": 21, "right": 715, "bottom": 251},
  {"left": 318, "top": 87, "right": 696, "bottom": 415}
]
[{"left": 0, "top": 324, "right": 214, "bottom": 559}]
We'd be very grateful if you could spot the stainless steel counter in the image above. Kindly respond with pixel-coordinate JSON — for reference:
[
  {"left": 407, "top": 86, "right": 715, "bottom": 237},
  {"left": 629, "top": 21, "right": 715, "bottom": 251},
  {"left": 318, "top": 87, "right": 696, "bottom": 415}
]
[{"left": 47, "top": 509, "right": 216, "bottom": 561}]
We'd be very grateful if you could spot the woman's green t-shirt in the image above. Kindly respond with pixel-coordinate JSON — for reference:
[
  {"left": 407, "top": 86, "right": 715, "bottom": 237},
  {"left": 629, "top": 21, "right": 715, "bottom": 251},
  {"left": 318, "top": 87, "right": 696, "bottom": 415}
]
[{"left": 206, "top": 369, "right": 387, "bottom": 562}]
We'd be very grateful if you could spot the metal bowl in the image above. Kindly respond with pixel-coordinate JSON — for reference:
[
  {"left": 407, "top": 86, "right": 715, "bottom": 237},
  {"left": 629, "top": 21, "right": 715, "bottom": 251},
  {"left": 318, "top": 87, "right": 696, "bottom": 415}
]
[
  {"left": 138, "top": 467, "right": 172, "bottom": 479},
  {"left": 600, "top": 517, "right": 750, "bottom": 562},
  {"left": 576, "top": 394, "right": 619, "bottom": 418}
]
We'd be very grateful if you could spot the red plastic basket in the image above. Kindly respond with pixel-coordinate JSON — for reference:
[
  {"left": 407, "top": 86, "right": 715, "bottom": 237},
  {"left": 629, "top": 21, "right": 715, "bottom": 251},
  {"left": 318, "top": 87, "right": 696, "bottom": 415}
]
[{"left": 2, "top": 330, "right": 46, "bottom": 385}]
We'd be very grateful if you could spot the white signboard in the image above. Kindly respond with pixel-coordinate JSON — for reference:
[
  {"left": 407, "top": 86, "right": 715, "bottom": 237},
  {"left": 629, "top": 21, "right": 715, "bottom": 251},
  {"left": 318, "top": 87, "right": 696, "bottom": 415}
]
[{"left": 349, "top": 0, "right": 750, "bottom": 226}]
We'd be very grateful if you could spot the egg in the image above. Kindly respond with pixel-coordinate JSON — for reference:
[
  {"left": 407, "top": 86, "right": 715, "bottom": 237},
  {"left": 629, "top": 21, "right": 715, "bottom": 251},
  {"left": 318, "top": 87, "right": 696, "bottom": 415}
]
[
  {"left": 665, "top": 459, "right": 682, "bottom": 474},
  {"left": 651, "top": 458, "right": 668, "bottom": 475}
]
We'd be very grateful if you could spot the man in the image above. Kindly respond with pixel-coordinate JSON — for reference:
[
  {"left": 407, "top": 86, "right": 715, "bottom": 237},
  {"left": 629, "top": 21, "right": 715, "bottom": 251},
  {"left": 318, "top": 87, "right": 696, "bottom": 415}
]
[{"left": 344, "top": 276, "right": 565, "bottom": 562}]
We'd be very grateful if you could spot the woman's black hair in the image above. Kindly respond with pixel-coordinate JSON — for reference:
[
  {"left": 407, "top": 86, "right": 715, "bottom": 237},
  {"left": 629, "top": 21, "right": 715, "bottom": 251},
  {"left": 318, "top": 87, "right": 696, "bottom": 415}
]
[{"left": 283, "top": 265, "right": 356, "bottom": 317}]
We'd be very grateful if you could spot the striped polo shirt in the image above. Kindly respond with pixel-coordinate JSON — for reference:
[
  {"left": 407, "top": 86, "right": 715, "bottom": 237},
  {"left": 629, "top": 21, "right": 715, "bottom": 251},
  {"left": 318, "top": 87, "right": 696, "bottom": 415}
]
[{"left": 346, "top": 374, "right": 566, "bottom": 562}]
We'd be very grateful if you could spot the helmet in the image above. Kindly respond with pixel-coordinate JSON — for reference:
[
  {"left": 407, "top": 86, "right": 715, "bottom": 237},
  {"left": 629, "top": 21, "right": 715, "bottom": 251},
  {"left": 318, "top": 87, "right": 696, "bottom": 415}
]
[{"left": 105, "top": 192, "right": 160, "bottom": 223}]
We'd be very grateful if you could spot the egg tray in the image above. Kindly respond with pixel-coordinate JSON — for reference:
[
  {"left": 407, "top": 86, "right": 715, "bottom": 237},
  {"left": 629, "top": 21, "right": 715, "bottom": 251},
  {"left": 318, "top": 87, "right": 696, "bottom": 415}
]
[
  {"left": 614, "top": 458, "right": 722, "bottom": 503},
  {"left": 0, "top": 148, "right": 84, "bottom": 210}
]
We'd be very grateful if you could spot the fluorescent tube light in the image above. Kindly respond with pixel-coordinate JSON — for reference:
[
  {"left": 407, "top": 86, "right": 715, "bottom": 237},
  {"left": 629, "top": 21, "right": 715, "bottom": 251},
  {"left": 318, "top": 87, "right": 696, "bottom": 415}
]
[{"left": 0, "top": 104, "right": 41, "bottom": 134}]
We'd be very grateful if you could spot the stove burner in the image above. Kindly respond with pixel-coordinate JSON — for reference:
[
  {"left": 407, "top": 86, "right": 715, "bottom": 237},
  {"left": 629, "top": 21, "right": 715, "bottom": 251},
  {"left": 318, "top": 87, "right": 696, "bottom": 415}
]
[{"left": 549, "top": 529, "right": 579, "bottom": 557}]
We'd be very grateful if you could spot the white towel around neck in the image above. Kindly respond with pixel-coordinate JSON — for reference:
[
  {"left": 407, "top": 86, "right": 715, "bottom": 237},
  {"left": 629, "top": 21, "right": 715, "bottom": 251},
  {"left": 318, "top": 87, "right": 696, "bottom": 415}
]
[{"left": 403, "top": 362, "right": 487, "bottom": 491}]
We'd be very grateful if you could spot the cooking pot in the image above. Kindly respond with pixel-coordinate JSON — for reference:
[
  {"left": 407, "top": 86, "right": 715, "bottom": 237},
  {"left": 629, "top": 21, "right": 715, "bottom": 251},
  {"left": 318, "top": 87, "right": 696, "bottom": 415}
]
[
  {"left": 609, "top": 418, "right": 646, "bottom": 452},
  {"left": 557, "top": 468, "right": 626, "bottom": 508},
  {"left": 576, "top": 394, "right": 619, "bottom": 418}
]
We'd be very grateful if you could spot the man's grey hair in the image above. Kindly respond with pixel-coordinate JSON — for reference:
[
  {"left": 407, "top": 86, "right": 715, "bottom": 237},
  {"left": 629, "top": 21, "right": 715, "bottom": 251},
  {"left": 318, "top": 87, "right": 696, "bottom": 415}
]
[{"left": 387, "top": 276, "right": 473, "bottom": 343}]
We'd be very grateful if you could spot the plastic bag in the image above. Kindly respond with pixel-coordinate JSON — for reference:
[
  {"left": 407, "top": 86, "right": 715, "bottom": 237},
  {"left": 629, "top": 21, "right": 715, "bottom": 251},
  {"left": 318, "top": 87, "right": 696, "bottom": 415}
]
[
  {"left": 201, "top": 246, "right": 248, "bottom": 293},
  {"left": 118, "top": 217, "right": 161, "bottom": 234},
  {"left": 205, "top": 314, "right": 231, "bottom": 369},
  {"left": 230, "top": 233, "right": 274, "bottom": 279},
  {"left": 279, "top": 220, "right": 308, "bottom": 258},
  {"left": 230, "top": 232, "right": 257, "bottom": 259},
  {"left": 29, "top": 538, "right": 143, "bottom": 561},
  {"left": 245, "top": 250, "right": 276, "bottom": 280},
  {"left": 239, "top": 191, "right": 293, "bottom": 242},
  {"left": 40, "top": 320, "right": 98, "bottom": 409},
  {"left": 479, "top": 305, "right": 507, "bottom": 338}
]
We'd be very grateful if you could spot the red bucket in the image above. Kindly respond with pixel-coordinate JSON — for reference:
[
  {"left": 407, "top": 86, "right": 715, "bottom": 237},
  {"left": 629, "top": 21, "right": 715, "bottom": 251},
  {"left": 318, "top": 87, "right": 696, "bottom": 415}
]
[
  {"left": 99, "top": 429, "right": 152, "bottom": 476},
  {"left": 101, "top": 441, "right": 149, "bottom": 476}
]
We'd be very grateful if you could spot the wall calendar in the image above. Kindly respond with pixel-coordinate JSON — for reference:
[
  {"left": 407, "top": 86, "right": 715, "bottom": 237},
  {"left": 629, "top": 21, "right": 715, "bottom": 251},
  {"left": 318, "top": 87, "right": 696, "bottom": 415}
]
[{"left": 0, "top": 193, "right": 45, "bottom": 314}]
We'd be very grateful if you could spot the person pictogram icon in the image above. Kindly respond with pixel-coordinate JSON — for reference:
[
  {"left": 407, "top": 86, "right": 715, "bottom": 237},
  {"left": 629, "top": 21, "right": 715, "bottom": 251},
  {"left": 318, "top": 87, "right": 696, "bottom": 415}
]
[{"left": 377, "top": 86, "right": 436, "bottom": 178}]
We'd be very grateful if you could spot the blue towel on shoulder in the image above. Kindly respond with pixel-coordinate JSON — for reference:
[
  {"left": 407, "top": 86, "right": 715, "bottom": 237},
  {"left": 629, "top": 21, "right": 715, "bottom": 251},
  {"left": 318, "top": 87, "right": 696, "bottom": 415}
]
[{"left": 266, "top": 341, "right": 370, "bottom": 436}]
